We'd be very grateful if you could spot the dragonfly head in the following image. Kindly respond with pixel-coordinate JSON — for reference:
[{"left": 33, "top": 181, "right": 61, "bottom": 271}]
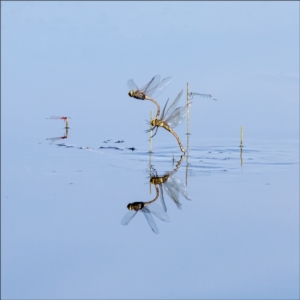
[
  {"left": 127, "top": 203, "right": 133, "bottom": 210},
  {"left": 150, "top": 119, "right": 156, "bottom": 126},
  {"left": 128, "top": 90, "right": 134, "bottom": 97}
]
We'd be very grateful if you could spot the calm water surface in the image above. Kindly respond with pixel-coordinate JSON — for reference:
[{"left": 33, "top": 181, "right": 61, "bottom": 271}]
[
  {"left": 2, "top": 2, "right": 299, "bottom": 298},
  {"left": 2, "top": 122, "right": 299, "bottom": 299}
]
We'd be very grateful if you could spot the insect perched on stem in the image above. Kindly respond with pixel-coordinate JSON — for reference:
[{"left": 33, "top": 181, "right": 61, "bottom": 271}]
[
  {"left": 147, "top": 90, "right": 192, "bottom": 153},
  {"left": 47, "top": 116, "right": 70, "bottom": 128},
  {"left": 127, "top": 75, "right": 172, "bottom": 119}
]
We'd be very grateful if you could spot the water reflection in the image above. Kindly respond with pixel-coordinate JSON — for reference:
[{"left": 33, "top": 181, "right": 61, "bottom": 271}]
[
  {"left": 122, "top": 154, "right": 190, "bottom": 234},
  {"left": 150, "top": 155, "right": 190, "bottom": 212},
  {"left": 240, "top": 146, "right": 243, "bottom": 167},
  {"left": 121, "top": 185, "right": 171, "bottom": 234},
  {"left": 46, "top": 127, "right": 68, "bottom": 142},
  {"left": 185, "top": 132, "right": 190, "bottom": 186}
]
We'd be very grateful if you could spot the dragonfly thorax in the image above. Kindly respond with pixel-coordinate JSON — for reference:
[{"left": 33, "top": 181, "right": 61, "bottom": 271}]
[
  {"left": 127, "top": 202, "right": 144, "bottom": 211},
  {"left": 150, "top": 175, "right": 169, "bottom": 185},
  {"left": 151, "top": 119, "right": 165, "bottom": 127},
  {"left": 128, "top": 90, "right": 146, "bottom": 100}
]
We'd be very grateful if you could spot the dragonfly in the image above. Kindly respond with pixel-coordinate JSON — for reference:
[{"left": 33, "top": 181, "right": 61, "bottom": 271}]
[
  {"left": 127, "top": 75, "right": 172, "bottom": 119},
  {"left": 188, "top": 92, "right": 217, "bottom": 101},
  {"left": 46, "top": 127, "right": 68, "bottom": 142},
  {"left": 47, "top": 116, "right": 70, "bottom": 128},
  {"left": 150, "top": 155, "right": 190, "bottom": 212},
  {"left": 121, "top": 185, "right": 170, "bottom": 234},
  {"left": 148, "top": 90, "right": 192, "bottom": 153}
]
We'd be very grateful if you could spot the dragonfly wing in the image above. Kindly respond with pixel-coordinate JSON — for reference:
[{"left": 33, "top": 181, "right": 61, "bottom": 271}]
[
  {"left": 173, "top": 177, "right": 191, "bottom": 200},
  {"left": 140, "top": 75, "right": 160, "bottom": 95},
  {"left": 195, "top": 93, "right": 212, "bottom": 98},
  {"left": 127, "top": 79, "right": 139, "bottom": 91},
  {"left": 159, "top": 184, "right": 167, "bottom": 212},
  {"left": 163, "top": 178, "right": 182, "bottom": 209},
  {"left": 166, "top": 102, "right": 192, "bottom": 129},
  {"left": 147, "top": 202, "right": 171, "bottom": 222},
  {"left": 160, "top": 98, "right": 170, "bottom": 120},
  {"left": 163, "top": 90, "right": 183, "bottom": 121},
  {"left": 46, "top": 137, "right": 62, "bottom": 141},
  {"left": 121, "top": 210, "right": 137, "bottom": 225},
  {"left": 199, "top": 93, "right": 213, "bottom": 98},
  {"left": 48, "top": 116, "right": 66, "bottom": 120},
  {"left": 146, "top": 76, "right": 172, "bottom": 98},
  {"left": 142, "top": 207, "right": 159, "bottom": 234}
]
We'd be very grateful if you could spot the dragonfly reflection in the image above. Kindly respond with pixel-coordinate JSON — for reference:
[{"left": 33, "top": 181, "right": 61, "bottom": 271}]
[
  {"left": 150, "top": 155, "right": 190, "bottom": 212},
  {"left": 46, "top": 127, "right": 69, "bottom": 142},
  {"left": 121, "top": 185, "right": 170, "bottom": 234},
  {"left": 127, "top": 75, "right": 172, "bottom": 119},
  {"left": 148, "top": 90, "right": 191, "bottom": 153}
]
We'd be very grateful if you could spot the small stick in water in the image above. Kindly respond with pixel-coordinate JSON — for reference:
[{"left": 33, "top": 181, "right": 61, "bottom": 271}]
[
  {"left": 150, "top": 110, "right": 153, "bottom": 153},
  {"left": 240, "top": 125, "right": 244, "bottom": 147}
]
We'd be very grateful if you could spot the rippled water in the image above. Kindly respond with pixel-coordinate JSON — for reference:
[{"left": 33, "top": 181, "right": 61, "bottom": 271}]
[{"left": 2, "top": 122, "right": 299, "bottom": 299}]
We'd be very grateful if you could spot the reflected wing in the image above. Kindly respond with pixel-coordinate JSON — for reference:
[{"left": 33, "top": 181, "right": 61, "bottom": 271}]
[
  {"left": 46, "top": 136, "right": 64, "bottom": 141},
  {"left": 140, "top": 75, "right": 160, "bottom": 95},
  {"left": 172, "top": 177, "right": 191, "bottom": 200},
  {"left": 121, "top": 210, "right": 137, "bottom": 225},
  {"left": 165, "top": 102, "right": 192, "bottom": 129},
  {"left": 159, "top": 184, "right": 167, "bottom": 212},
  {"left": 146, "top": 76, "right": 172, "bottom": 98},
  {"left": 127, "top": 79, "right": 139, "bottom": 91},
  {"left": 163, "top": 177, "right": 182, "bottom": 209},
  {"left": 147, "top": 202, "right": 171, "bottom": 222},
  {"left": 142, "top": 207, "right": 159, "bottom": 234},
  {"left": 163, "top": 90, "right": 183, "bottom": 121}
]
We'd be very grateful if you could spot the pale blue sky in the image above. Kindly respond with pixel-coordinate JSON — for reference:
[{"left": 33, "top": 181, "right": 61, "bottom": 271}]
[{"left": 2, "top": 1, "right": 299, "bottom": 144}]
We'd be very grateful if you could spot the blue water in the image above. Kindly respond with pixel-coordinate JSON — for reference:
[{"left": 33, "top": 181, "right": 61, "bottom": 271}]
[
  {"left": 2, "top": 121, "right": 299, "bottom": 299},
  {"left": 2, "top": 2, "right": 299, "bottom": 298}
]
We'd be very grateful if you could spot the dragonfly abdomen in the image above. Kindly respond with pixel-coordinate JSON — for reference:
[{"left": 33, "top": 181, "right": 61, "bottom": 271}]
[
  {"left": 169, "top": 128, "right": 185, "bottom": 153},
  {"left": 162, "top": 123, "right": 171, "bottom": 131},
  {"left": 152, "top": 120, "right": 184, "bottom": 152}
]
